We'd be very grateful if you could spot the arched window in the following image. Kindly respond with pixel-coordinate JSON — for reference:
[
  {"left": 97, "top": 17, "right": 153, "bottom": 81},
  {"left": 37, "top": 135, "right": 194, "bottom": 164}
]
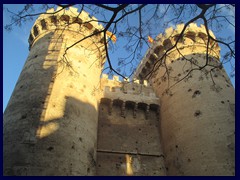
[
  {"left": 163, "top": 39, "right": 173, "bottom": 50},
  {"left": 28, "top": 33, "right": 34, "bottom": 43},
  {"left": 60, "top": 15, "right": 70, "bottom": 23},
  {"left": 41, "top": 19, "right": 47, "bottom": 30},
  {"left": 50, "top": 16, "right": 57, "bottom": 25},
  {"left": 33, "top": 25, "right": 39, "bottom": 37},
  {"left": 154, "top": 45, "right": 164, "bottom": 55}
]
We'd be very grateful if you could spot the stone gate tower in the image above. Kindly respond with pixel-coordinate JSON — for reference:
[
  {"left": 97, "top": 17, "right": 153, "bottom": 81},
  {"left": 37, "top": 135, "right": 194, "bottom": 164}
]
[
  {"left": 4, "top": 7, "right": 106, "bottom": 175},
  {"left": 4, "top": 7, "right": 235, "bottom": 176},
  {"left": 134, "top": 24, "right": 235, "bottom": 175}
]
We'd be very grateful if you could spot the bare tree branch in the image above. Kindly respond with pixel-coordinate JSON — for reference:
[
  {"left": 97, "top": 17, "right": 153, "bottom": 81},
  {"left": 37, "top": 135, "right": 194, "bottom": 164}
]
[{"left": 4, "top": 4, "right": 235, "bottom": 84}]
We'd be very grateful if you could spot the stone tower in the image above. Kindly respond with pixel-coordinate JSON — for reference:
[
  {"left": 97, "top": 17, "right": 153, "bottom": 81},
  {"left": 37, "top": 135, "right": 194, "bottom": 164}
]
[
  {"left": 4, "top": 7, "right": 106, "bottom": 175},
  {"left": 134, "top": 24, "right": 235, "bottom": 175},
  {"left": 4, "top": 7, "right": 235, "bottom": 176}
]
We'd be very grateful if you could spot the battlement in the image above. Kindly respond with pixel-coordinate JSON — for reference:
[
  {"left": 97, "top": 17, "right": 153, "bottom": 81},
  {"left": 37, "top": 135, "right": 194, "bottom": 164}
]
[
  {"left": 156, "top": 23, "right": 216, "bottom": 41},
  {"left": 101, "top": 73, "right": 149, "bottom": 86},
  {"left": 134, "top": 23, "right": 221, "bottom": 79},
  {"left": 154, "top": 23, "right": 219, "bottom": 51},
  {"left": 100, "top": 74, "right": 159, "bottom": 105},
  {"left": 28, "top": 6, "right": 104, "bottom": 49},
  {"left": 100, "top": 73, "right": 160, "bottom": 119}
]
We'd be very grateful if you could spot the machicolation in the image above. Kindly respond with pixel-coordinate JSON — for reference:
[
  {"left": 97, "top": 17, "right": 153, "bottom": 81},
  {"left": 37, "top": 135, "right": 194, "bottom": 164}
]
[{"left": 3, "top": 6, "right": 235, "bottom": 176}]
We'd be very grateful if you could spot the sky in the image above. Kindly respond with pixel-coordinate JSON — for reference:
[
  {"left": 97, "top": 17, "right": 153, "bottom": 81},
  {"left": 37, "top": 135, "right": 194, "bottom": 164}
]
[{"left": 3, "top": 4, "right": 235, "bottom": 112}]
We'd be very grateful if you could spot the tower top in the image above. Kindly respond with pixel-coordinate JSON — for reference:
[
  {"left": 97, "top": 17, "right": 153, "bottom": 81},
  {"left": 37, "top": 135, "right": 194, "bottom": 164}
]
[
  {"left": 155, "top": 23, "right": 216, "bottom": 42},
  {"left": 134, "top": 23, "right": 221, "bottom": 79},
  {"left": 28, "top": 6, "right": 104, "bottom": 49}
]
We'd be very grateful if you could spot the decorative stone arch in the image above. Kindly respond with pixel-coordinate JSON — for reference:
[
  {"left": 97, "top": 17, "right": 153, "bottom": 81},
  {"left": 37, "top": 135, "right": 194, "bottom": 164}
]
[
  {"left": 142, "top": 67, "right": 147, "bottom": 74},
  {"left": 100, "top": 97, "right": 112, "bottom": 105},
  {"left": 125, "top": 101, "right": 135, "bottom": 109},
  {"left": 112, "top": 99, "right": 125, "bottom": 117},
  {"left": 138, "top": 102, "right": 147, "bottom": 111},
  {"left": 28, "top": 33, "right": 34, "bottom": 44},
  {"left": 100, "top": 98, "right": 113, "bottom": 115},
  {"left": 185, "top": 31, "right": 196, "bottom": 43},
  {"left": 173, "top": 34, "right": 184, "bottom": 43},
  {"left": 149, "top": 54, "right": 157, "bottom": 64},
  {"left": 198, "top": 32, "right": 208, "bottom": 44},
  {"left": 150, "top": 104, "right": 160, "bottom": 112},
  {"left": 60, "top": 14, "right": 70, "bottom": 24},
  {"left": 154, "top": 45, "right": 164, "bottom": 56},
  {"left": 113, "top": 99, "right": 123, "bottom": 107},
  {"left": 40, "top": 19, "right": 47, "bottom": 30},
  {"left": 33, "top": 25, "right": 40, "bottom": 37},
  {"left": 138, "top": 102, "right": 150, "bottom": 119},
  {"left": 145, "top": 61, "right": 151, "bottom": 68},
  {"left": 163, "top": 38, "right": 173, "bottom": 50},
  {"left": 50, "top": 15, "right": 58, "bottom": 25}
]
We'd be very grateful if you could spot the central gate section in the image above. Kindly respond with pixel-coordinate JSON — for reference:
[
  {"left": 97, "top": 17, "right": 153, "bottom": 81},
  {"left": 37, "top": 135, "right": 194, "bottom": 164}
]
[{"left": 96, "top": 79, "right": 166, "bottom": 175}]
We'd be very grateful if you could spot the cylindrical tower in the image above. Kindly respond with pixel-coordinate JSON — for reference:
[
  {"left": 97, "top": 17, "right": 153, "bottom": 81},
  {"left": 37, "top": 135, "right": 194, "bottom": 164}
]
[
  {"left": 4, "top": 7, "right": 106, "bottom": 175},
  {"left": 134, "top": 23, "right": 235, "bottom": 175}
]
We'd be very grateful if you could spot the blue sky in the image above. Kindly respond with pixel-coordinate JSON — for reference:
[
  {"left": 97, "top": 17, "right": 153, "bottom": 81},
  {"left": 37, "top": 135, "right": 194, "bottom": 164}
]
[{"left": 3, "top": 4, "right": 235, "bottom": 112}]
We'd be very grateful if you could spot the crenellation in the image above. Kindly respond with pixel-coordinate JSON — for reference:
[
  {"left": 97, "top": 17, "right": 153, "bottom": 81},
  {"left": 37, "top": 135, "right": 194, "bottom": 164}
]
[
  {"left": 164, "top": 26, "right": 174, "bottom": 38},
  {"left": 113, "top": 75, "right": 120, "bottom": 82},
  {"left": 4, "top": 7, "right": 234, "bottom": 176},
  {"left": 4, "top": 7, "right": 109, "bottom": 176},
  {"left": 101, "top": 73, "right": 108, "bottom": 79},
  {"left": 46, "top": 8, "right": 54, "bottom": 13},
  {"left": 56, "top": 6, "right": 62, "bottom": 12},
  {"left": 68, "top": 6, "right": 78, "bottom": 14},
  {"left": 134, "top": 23, "right": 221, "bottom": 80},
  {"left": 175, "top": 23, "right": 185, "bottom": 34},
  {"left": 133, "top": 23, "right": 234, "bottom": 176},
  {"left": 102, "top": 78, "right": 159, "bottom": 106},
  {"left": 100, "top": 97, "right": 159, "bottom": 120},
  {"left": 28, "top": 6, "right": 105, "bottom": 49},
  {"left": 188, "top": 23, "right": 198, "bottom": 30}
]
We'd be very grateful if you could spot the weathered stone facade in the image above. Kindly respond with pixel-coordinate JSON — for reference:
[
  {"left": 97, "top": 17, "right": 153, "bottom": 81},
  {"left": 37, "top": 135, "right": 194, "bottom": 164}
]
[
  {"left": 134, "top": 24, "right": 235, "bottom": 176},
  {"left": 3, "top": 7, "right": 235, "bottom": 176}
]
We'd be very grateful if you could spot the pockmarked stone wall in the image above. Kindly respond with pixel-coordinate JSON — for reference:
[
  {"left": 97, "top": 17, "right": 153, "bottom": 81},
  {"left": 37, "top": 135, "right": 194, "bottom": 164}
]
[
  {"left": 134, "top": 23, "right": 235, "bottom": 175},
  {"left": 3, "top": 6, "right": 235, "bottom": 176},
  {"left": 96, "top": 77, "right": 165, "bottom": 175},
  {"left": 4, "top": 7, "right": 106, "bottom": 175}
]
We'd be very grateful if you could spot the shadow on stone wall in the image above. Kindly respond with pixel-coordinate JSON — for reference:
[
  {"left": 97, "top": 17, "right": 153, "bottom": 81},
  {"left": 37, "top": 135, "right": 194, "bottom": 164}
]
[
  {"left": 4, "top": 31, "right": 58, "bottom": 175},
  {"left": 4, "top": 31, "right": 98, "bottom": 175},
  {"left": 4, "top": 93, "right": 97, "bottom": 175},
  {"left": 32, "top": 96, "right": 97, "bottom": 175}
]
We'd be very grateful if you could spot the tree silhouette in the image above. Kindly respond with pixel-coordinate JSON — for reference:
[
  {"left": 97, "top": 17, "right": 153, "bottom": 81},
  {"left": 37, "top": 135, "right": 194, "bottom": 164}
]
[{"left": 4, "top": 4, "right": 235, "bottom": 86}]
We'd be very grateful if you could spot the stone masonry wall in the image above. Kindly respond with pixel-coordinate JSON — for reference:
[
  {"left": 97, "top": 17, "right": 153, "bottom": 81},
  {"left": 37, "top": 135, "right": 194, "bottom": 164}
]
[
  {"left": 96, "top": 75, "right": 165, "bottom": 175},
  {"left": 3, "top": 8, "right": 235, "bottom": 176},
  {"left": 134, "top": 23, "right": 235, "bottom": 175},
  {"left": 4, "top": 7, "right": 105, "bottom": 175},
  {"left": 96, "top": 100, "right": 165, "bottom": 176}
]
